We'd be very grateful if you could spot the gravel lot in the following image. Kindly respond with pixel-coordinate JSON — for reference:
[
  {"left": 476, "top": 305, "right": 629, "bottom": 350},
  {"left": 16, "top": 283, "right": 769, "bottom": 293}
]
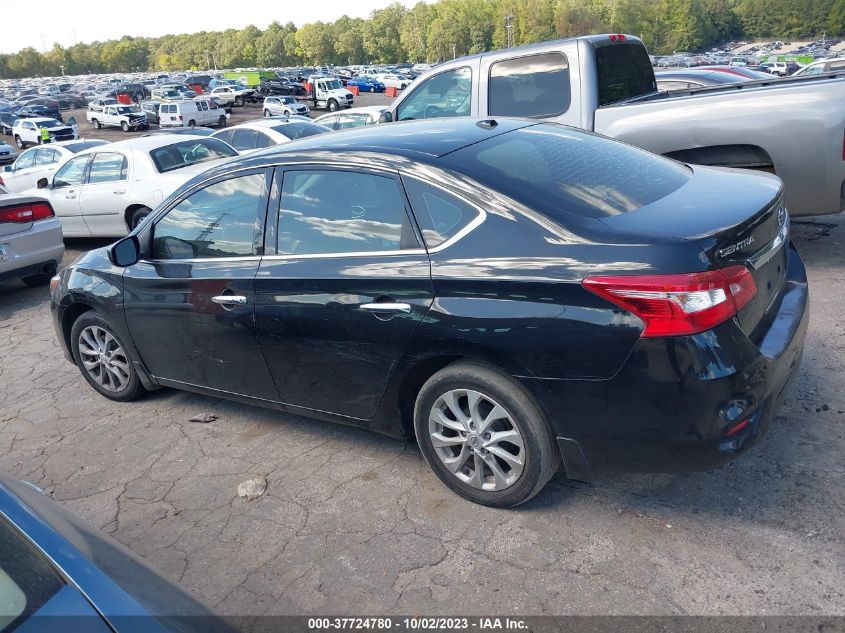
[{"left": 0, "top": 145, "right": 842, "bottom": 619}]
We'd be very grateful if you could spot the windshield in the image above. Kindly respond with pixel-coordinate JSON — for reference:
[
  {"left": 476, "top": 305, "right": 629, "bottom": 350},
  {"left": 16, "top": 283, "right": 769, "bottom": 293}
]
[
  {"left": 149, "top": 138, "right": 238, "bottom": 173},
  {"left": 323, "top": 80, "right": 342, "bottom": 90},
  {"left": 281, "top": 97, "right": 295, "bottom": 104},
  {"left": 270, "top": 123, "right": 329, "bottom": 140},
  {"left": 440, "top": 123, "right": 691, "bottom": 220},
  {"left": 39, "top": 119, "right": 62, "bottom": 127},
  {"left": 116, "top": 106, "right": 134, "bottom": 114}
]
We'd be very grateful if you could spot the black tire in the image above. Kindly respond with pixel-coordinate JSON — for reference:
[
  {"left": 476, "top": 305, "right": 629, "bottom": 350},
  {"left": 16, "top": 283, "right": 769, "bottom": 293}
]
[
  {"left": 414, "top": 361, "right": 559, "bottom": 507},
  {"left": 121, "top": 121, "right": 129, "bottom": 132},
  {"left": 328, "top": 99, "right": 338, "bottom": 112},
  {"left": 129, "top": 206, "right": 151, "bottom": 229},
  {"left": 14, "top": 135, "right": 24, "bottom": 148},
  {"left": 92, "top": 119, "right": 101, "bottom": 130},
  {"left": 70, "top": 312, "right": 146, "bottom": 402},
  {"left": 217, "top": 115, "right": 226, "bottom": 128},
  {"left": 370, "top": 86, "right": 376, "bottom": 93},
  {"left": 234, "top": 96, "right": 244, "bottom": 106},
  {"left": 263, "top": 109, "right": 271, "bottom": 117},
  {"left": 188, "top": 119, "right": 196, "bottom": 128}
]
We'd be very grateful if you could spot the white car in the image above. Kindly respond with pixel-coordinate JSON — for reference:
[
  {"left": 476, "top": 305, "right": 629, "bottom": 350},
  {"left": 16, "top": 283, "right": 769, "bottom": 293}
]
[
  {"left": 793, "top": 57, "right": 845, "bottom": 76},
  {"left": 158, "top": 100, "right": 228, "bottom": 128},
  {"left": 313, "top": 106, "right": 389, "bottom": 131},
  {"left": 25, "top": 135, "right": 239, "bottom": 237},
  {"left": 0, "top": 185, "right": 64, "bottom": 287},
  {"left": 12, "top": 118, "right": 77, "bottom": 149},
  {"left": 87, "top": 98, "right": 119, "bottom": 112},
  {"left": 208, "top": 85, "right": 254, "bottom": 107},
  {"left": 262, "top": 96, "right": 309, "bottom": 118},
  {"left": 211, "top": 119, "right": 329, "bottom": 154},
  {"left": 0, "top": 140, "right": 109, "bottom": 193},
  {"left": 377, "top": 74, "right": 412, "bottom": 89}
]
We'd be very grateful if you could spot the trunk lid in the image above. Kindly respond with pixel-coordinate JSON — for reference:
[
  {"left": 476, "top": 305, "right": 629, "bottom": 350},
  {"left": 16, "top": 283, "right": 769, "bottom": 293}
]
[{"left": 599, "top": 166, "right": 789, "bottom": 340}]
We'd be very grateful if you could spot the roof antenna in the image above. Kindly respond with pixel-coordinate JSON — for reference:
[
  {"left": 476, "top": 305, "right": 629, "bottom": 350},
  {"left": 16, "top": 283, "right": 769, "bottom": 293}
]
[{"left": 476, "top": 119, "right": 498, "bottom": 129}]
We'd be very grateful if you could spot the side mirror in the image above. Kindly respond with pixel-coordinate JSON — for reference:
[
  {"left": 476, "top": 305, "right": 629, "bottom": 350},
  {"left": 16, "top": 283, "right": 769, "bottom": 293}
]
[
  {"left": 36, "top": 177, "right": 49, "bottom": 189},
  {"left": 378, "top": 111, "right": 393, "bottom": 124},
  {"left": 3, "top": 165, "right": 11, "bottom": 173},
  {"left": 110, "top": 235, "right": 140, "bottom": 267}
]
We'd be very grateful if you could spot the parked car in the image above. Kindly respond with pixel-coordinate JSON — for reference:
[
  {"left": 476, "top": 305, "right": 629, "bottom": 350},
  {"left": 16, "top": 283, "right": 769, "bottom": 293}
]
[
  {"left": 12, "top": 117, "right": 76, "bottom": 148},
  {"left": 185, "top": 74, "right": 214, "bottom": 89},
  {"left": 259, "top": 78, "right": 307, "bottom": 96},
  {"left": 16, "top": 104, "right": 63, "bottom": 122},
  {"left": 0, "top": 140, "right": 16, "bottom": 164},
  {"left": 150, "top": 88, "right": 183, "bottom": 102},
  {"left": 793, "top": 57, "right": 845, "bottom": 76},
  {"left": 56, "top": 92, "right": 88, "bottom": 109},
  {"left": 761, "top": 61, "right": 789, "bottom": 76},
  {"left": 655, "top": 69, "right": 748, "bottom": 91},
  {"left": 211, "top": 119, "right": 329, "bottom": 154},
  {"left": 111, "top": 82, "right": 150, "bottom": 101},
  {"left": 158, "top": 100, "right": 228, "bottom": 128},
  {"left": 51, "top": 118, "right": 807, "bottom": 507},
  {"left": 377, "top": 73, "right": 413, "bottom": 89},
  {"left": 0, "top": 472, "right": 236, "bottom": 631},
  {"left": 730, "top": 55, "right": 749, "bottom": 66},
  {"left": 346, "top": 77, "right": 386, "bottom": 93},
  {"left": 313, "top": 106, "right": 389, "bottom": 130},
  {"left": 0, "top": 112, "right": 16, "bottom": 135},
  {"left": 209, "top": 85, "right": 254, "bottom": 106},
  {"left": 0, "top": 187, "right": 63, "bottom": 286},
  {"left": 88, "top": 97, "right": 119, "bottom": 112},
  {"left": 87, "top": 104, "right": 148, "bottom": 131},
  {"left": 698, "top": 65, "right": 776, "bottom": 80},
  {"left": 385, "top": 34, "right": 845, "bottom": 216},
  {"left": 139, "top": 100, "right": 161, "bottom": 124},
  {"left": 26, "top": 136, "right": 238, "bottom": 236},
  {"left": 1, "top": 140, "right": 109, "bottom": 193},
  {"left": 262, "top": 95, "right": 310, "bottom": 117}
]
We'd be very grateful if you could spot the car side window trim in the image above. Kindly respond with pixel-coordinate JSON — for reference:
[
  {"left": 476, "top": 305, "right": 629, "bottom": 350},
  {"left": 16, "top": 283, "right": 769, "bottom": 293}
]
[
  {"left": 142, "top": 167, "right": 273, "bottom": 263},
  {"left": 399, "top": 175, "right": 486, "bottom": 253},
  {"left": 266, "top": 165, "right": 425, "bottom": 259}
]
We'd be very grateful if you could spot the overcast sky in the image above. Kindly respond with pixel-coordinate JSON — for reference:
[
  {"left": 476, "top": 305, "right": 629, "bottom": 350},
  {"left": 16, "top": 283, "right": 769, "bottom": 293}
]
[{"left": 2, "top": 0, "right": 418, "bottom": 54}]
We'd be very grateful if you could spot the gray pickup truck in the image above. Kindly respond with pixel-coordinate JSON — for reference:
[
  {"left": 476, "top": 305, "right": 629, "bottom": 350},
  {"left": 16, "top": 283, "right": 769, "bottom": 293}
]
[{"left": 384, "top": 34, "right": 845, "bottom": 216}]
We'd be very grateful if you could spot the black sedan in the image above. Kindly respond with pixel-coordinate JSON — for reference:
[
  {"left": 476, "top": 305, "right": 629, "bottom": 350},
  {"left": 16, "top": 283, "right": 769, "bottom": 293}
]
[
  {"left": 259, "top": 78, "right": 307, "bottom": 96},
  {"left": 50, "top": 119, "right": 808, "bottom": 507},
  {"left": 0, "top": 472, "right": 235, "bottom": 631}
]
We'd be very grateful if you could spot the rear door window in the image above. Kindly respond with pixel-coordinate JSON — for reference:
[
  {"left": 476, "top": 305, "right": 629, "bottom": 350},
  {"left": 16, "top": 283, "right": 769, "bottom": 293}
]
[
  {"left": 231, "top": 128, "right": 259, "bottom": 151},
  {"left": 489, "top": 52, "right": 570, "bottom": 118}
]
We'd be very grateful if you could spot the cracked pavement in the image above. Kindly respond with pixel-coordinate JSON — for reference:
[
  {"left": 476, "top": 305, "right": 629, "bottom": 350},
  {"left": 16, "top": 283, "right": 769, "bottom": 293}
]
[{"left": 0, "top": 215, "right": 842, "bottom": 621}]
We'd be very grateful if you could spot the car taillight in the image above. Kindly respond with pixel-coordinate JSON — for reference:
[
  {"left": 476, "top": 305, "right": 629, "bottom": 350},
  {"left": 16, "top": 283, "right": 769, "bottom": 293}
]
[
  {"left": 609, "top": 34, "right": 627, "bottom": 42},
  {"left": 0, "top": 202, "right": 55, "bottom": 223},
  {"left": 583, "top": 265, "right": 756, "bottom": 337}
]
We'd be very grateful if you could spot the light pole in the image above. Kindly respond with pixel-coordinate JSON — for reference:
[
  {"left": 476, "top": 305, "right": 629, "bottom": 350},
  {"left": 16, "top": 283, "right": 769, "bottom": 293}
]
[{"left": 505, "top": 15, "right": 514, "bottom": 48}]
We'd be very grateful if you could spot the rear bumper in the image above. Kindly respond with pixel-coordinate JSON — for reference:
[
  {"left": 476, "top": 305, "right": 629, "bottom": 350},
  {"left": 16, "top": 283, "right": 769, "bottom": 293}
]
[
  {"left": 524, "top": 242, "right": 809, "bottom": 477},
  {"left": 0, "top": 218, "right": 64, "bottom": 281}
]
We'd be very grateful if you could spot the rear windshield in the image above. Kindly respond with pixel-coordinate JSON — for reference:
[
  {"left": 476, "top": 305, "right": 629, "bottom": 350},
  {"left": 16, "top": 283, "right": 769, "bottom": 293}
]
[
  {"left": 440, "top": 124, "right": 690, "bottom": 219},
  {"left": 149, "top": 138, "right": 238, "bottom": 173},
  {"left": 64, "top": 141, "right": 107, "bottom": 153},
  {"left": 595, "top": 41, "right": 657, "bottom": 105},
  {"left": 270, "top": 123, "right": 329, "bottom": 140}
]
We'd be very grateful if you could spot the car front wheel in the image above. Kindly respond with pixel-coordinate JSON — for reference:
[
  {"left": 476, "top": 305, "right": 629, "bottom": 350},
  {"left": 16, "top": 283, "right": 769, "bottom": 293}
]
[
  {"left": 414, "top": 362, "right": 559, "bottom": 507},
  {"left": 70, "top": 312, "right": 146, "bottom": 402}
]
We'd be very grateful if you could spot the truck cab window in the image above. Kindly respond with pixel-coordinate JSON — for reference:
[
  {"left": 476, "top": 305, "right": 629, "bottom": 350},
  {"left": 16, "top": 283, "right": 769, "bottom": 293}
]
[{"left": 489, "top": 52, "right": 570, "bottom": 118}]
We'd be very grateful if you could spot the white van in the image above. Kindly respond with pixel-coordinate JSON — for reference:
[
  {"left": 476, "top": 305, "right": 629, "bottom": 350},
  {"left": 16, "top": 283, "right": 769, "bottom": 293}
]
[{"left": 158, "top": 100, "right": 228, "bottom": 128}]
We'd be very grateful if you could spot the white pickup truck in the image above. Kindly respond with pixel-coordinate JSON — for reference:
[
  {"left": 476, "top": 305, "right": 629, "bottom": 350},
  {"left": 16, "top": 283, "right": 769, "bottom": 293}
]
[{"left": 87, "top": 105, "right": 149, "bottom": 132}]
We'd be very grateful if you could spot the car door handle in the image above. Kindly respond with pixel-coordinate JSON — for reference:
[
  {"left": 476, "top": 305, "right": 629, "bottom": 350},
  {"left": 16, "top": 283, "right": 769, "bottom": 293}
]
[
  {"left": 65, "top": 191, "right": 76, "bottom": 199},
  {"left": 113, "top": 188, "right": 126, "bottom": 195},
  {"left": 360, "top": 302, "right": 411, "bottom": 313},
  {"left": 211, "top": 295, "right": 247, "bottom": 306}
]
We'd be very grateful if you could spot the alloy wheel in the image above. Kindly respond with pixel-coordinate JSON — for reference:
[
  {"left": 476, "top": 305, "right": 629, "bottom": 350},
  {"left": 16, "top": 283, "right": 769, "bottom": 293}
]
[
  {"left": 77, "top": 325, "right": 131, "bottom": 393},
  {"left": 428, "top": 389, "right": 525, "bottom": 491}
]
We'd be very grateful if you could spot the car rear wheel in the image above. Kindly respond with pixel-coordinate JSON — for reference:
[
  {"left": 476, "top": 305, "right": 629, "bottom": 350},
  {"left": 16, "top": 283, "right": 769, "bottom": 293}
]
[
  {"left": 70, "top": 312, "right": 145, "bottom": 402},
  {"left": 217, "top": 116, "right": 226, "bottom": 127},
  {"left": 414, "top": 362, "right": 559, "bottom": 507},
  {"left": 129, "top": 206, "right": 151, "bottom": 229},
  {"left": 92, "top": 119, "right": 101, "bottom": 129},
  {"left": 188, "top": 119, "right": 196, "bottom": 128}
]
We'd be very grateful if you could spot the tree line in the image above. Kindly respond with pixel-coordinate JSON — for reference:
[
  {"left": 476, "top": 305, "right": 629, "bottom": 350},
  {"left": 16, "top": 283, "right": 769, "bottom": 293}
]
[{"left": 1, "top": 0, "right": 843, "bottom": 78}]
